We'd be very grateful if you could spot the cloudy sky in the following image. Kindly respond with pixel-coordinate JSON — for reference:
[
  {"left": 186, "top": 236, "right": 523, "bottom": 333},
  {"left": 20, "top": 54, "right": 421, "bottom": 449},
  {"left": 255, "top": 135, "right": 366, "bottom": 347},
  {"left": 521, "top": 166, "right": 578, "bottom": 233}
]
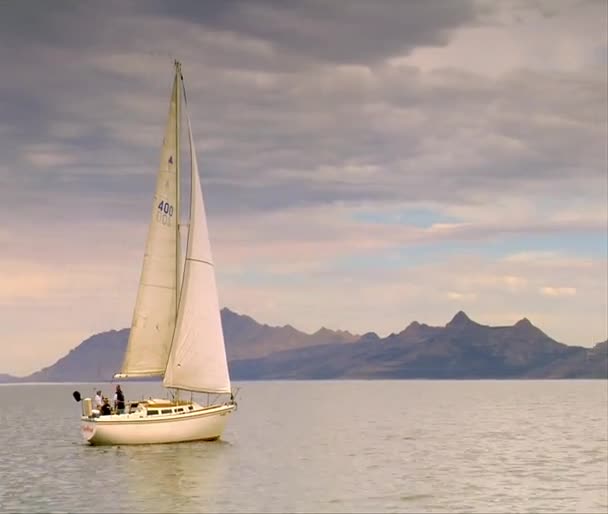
[{"left": 1, "top": 0, "right": 606, "bottom": 375}]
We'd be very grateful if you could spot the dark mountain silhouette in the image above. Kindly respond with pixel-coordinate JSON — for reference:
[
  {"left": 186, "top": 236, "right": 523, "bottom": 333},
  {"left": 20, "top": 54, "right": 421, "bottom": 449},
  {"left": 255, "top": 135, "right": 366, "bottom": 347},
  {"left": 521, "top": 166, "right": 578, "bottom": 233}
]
[
  {"left": 221, "top": 308, "right": 358, "bottom": 361},
  {"left": 1, "top": 309, "right": 358, "bottom": 383},
  {"left": 1, "top": 309, "right": 605, "bottom": 382},
  {"left": 524, "top": 340, "right": 607, "bottom": 379},
  {"left": 28, "top": 329, "right": 129, "bottom": 383},
  {"left": 229, "top": 311, "right": 606, "bottom": 379}
]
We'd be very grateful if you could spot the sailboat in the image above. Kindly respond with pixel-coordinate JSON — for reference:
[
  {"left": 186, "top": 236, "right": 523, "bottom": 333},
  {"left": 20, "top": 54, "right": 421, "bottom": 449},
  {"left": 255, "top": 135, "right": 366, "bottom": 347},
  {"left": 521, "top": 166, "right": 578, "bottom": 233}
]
[{"left": 77, "top": 61, "right": 236, "bottom": 446}]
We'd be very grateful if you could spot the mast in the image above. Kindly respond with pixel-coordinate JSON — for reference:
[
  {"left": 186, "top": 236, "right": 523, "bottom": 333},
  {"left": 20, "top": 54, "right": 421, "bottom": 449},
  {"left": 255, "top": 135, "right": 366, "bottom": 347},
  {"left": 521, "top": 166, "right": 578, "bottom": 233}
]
[
  {"left": 174, "top": 60, "right": 182, "bottom": 402},
  {"left": 175, "top": 60, "right": 182, "bottom": 308}
]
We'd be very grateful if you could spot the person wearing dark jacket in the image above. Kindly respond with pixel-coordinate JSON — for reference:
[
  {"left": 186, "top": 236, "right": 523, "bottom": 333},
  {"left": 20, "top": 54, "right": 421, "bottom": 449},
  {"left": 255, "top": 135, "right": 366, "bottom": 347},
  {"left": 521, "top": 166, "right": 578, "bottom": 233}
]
[
  {"left": 114, "top": 384, "right": 125, "bottom": 414},
  {"left": 100, "top": 398, "right": 112, "bottom": 416}
]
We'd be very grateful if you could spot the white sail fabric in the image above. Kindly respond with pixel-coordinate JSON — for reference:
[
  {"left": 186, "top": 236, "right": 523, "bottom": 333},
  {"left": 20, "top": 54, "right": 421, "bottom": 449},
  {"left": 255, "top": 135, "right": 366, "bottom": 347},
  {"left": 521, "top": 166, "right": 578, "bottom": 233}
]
[
  {"left": 163, "top": 110, "right": 231, "bottom": 394},
  {"left": 117, "top": 76, "right": 180, "bottom": 377}
]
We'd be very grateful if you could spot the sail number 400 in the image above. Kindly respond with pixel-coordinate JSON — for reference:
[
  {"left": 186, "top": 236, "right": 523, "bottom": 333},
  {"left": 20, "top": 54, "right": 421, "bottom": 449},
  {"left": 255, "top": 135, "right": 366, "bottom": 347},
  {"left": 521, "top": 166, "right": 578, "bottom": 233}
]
[{"left": 157, "top": 201, "right": 174, "bottom": 225}]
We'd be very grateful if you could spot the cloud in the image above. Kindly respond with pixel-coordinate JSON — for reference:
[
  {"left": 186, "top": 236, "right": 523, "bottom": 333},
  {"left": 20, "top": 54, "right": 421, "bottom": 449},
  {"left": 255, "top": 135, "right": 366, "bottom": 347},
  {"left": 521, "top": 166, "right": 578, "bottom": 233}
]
[
  {"left": 1, "top": 3, "right": 606, "bottom": 224},
  {"left": 540, "top": 287, "right": 577, "bottom": 297},
  {"left": 144, "top": 0, "right": 479, "bottom": 64},
  {"left": 23, "top": 144, "right": 79, "bottom": 169},
  {"left": 400, "top": 0, "right": 608, "bottom": 76},
  {"left": 0, "top": 269, "right": 61, "bottom": 302},
  {"left": 502, "top": 251, "right": 596, "bottom": 269},
  {"left": 447, "top": 291, "right": 478, "bottom": 301}
]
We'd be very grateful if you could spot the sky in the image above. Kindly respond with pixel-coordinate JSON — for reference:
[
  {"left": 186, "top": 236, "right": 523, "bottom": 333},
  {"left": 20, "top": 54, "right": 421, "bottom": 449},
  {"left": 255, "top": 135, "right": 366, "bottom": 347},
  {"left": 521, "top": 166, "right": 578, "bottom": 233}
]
[{"left": 0, "top": 0, "right": 606, "bottom": 376}]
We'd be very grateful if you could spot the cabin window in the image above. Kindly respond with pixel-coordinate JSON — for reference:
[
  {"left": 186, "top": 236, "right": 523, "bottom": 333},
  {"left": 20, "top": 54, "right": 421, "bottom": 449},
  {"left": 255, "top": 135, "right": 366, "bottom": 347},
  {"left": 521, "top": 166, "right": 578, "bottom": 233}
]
[
  {"left": 161, "top": 409, "right": 172, "bottom": 414},
  {"left": 147, "top": 410, "right": 159, "bottom": 415},
  {"left": 188, "top": 406, "right": 193, "bottom": 410},
  {"left": 177, "top": 408, "right": 184, "bottom": 412}
]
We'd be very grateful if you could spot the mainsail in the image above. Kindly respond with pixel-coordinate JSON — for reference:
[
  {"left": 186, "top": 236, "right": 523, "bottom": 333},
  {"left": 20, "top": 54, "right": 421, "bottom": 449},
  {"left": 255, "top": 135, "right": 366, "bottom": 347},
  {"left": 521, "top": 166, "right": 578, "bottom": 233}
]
[
  {"left": 116, "top": 74, "right": 180, "bottom": 377},
  {"left": 162, "top": 104, "right": 231, "bottom": 394}
]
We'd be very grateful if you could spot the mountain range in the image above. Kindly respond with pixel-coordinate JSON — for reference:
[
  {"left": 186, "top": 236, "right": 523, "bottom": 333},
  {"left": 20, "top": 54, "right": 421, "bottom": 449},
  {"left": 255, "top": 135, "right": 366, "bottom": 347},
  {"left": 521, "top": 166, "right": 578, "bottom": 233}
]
[{"left": 1, "top": 309, "right": 606, "bottom": 382}]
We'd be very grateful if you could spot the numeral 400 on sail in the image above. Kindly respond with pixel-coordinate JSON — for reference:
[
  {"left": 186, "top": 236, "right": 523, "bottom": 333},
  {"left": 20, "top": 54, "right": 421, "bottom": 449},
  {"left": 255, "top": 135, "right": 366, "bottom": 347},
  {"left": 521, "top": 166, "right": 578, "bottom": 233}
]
[{"left": 157, "top": 200, "right": 174, "bottom": 225}]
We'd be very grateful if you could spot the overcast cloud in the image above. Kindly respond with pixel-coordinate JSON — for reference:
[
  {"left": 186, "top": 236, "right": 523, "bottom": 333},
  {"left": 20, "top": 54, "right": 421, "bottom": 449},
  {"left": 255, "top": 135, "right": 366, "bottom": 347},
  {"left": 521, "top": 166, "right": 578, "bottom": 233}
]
[{"left": 0, "top": 0, "right": 606, "bottom": 375}]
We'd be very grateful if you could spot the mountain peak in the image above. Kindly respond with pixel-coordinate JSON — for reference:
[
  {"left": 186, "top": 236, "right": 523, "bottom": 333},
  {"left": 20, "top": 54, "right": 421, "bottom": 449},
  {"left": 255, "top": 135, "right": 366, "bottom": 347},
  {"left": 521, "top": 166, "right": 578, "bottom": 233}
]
[
  {"left": 359, "top": 332, "right": 381, "bottom": 343},
  {"left": 447, "top": 310, "right": 472, "bottom": 327},
  {"left": 401, "top": 320, "right": 428, "bottom": 336},
  {"left": 310, "top": 326, "right": 359, "bottom": 344},
  {"left": 512, "top": 317, "right": 547, "bottom": 338},
  {"left": 514, "top": 317, "right": 533, "bottom": 328}
]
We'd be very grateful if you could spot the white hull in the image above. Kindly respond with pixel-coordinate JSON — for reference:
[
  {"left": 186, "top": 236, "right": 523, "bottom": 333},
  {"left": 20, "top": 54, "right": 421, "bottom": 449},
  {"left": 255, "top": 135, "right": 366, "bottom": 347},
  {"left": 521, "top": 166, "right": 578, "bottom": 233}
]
[{"left": 81, "top": 403, "right": 235, "bottom": 446}]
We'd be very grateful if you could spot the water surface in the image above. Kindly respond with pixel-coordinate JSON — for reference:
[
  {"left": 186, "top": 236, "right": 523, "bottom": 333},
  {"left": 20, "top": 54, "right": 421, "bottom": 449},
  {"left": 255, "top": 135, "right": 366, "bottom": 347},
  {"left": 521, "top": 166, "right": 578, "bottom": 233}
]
[{"left": 0, "top": 380, "right": 606, "bottom": 513}]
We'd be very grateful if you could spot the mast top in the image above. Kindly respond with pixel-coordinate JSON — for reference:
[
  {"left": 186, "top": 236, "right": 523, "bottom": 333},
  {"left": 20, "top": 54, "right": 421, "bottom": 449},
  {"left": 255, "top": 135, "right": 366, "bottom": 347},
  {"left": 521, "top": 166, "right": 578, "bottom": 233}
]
[{"left": 174, "top": 59, "right": 184, "bottom": 83}]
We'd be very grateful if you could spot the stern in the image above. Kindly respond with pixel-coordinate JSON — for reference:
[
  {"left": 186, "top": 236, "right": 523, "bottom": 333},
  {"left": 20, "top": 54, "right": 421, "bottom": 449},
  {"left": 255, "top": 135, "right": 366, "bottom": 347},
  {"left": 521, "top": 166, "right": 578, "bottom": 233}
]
[{"left": 80, "top": 419, "right": 97, "bottom": 444}]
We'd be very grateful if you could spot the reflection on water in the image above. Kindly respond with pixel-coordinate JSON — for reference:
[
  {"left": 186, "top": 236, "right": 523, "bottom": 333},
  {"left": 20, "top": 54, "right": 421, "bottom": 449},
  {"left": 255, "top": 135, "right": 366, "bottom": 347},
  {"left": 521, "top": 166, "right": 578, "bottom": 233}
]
[
  {"left": 116, "top": 440, "right": 231, "bottom": 512},
  {"left": 0, "top": 380, "right": 606, "bottom": 513}
]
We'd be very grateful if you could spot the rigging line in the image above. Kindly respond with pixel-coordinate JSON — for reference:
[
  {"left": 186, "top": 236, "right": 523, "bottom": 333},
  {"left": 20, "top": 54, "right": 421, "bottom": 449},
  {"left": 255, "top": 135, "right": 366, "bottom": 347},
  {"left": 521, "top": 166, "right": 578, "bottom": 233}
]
[
  {"left": 139, "top": 283, "right": 175, "bottom": 290},
  {"left": 185, "top": 257, "right": 214, "bottom": 266},
  {"left": 180, "top": 64, "right": 188, "bottom": 105}
]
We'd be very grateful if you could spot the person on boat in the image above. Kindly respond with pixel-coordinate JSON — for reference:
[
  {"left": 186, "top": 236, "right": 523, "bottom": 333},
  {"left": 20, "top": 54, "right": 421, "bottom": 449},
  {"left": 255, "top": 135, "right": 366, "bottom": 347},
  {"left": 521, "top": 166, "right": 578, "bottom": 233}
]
[
  {"left": 100, "top": 398, "right": 112, "bottom": 416},
  {"left": 114, "top": 384, "right": 125, "bottom": 414},
  {"left": 94, "top": 390, "right": 103, "bottom": 410}
]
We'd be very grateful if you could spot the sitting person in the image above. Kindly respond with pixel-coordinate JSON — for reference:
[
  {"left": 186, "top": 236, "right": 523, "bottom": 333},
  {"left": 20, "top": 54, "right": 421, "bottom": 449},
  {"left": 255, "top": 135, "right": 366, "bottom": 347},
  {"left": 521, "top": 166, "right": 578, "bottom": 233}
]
[{"left": 100, "top": 397, "right": 112, "bottom": 416}]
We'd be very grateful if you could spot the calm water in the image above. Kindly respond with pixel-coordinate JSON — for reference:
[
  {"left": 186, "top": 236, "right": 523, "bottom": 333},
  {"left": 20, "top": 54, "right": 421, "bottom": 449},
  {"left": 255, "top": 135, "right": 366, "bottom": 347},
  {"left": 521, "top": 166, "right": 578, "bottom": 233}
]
[{"left": 0, "top": 380, "right": 606, "bottom": 513}]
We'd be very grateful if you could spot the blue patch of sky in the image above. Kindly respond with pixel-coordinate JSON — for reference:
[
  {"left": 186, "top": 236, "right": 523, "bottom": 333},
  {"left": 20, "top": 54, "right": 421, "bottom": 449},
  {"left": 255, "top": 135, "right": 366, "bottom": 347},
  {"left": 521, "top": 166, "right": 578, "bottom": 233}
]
[
  {"left": 219, "top": 230, "right": 606, "bottom": 281},
  {"left": 348, "top": 205, "right": 606, "bottom": 271},
  {"left": 482, "top": 232, "right": 607, "bottom": 259},
  {"left": 329, "top": 231, "right": 607, "bottom": 272}
]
